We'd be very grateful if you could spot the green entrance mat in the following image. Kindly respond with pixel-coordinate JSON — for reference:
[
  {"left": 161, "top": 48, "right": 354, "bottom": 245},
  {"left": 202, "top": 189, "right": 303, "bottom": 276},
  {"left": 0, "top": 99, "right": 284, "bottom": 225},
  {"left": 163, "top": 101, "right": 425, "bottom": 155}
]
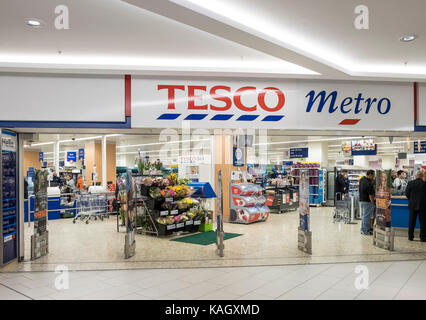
[{"left": 171, "top": 231, "right": 243, "bottom": 246}]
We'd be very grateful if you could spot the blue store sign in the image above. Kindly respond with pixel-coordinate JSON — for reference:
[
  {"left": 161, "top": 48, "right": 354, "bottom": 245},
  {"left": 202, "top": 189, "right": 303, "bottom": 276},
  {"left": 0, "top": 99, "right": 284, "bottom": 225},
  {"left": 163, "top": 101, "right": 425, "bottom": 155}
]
[
  {"left": 39, "top": 152, "right": 44, "bottom": 161},
  {"left": 290, "top": 148, "right": 309, "bottom": 159},
  {"left": 414, "top": 141, "right": 426, "bottom": 153},
  {"left": 233, "top": 147, "right": 245, "bottom": 167},
  {"left": 67, "top": 151, "right": 77, "bottom": 163},
  {"left": 78, "top": 148, "right": 85, "bottom": 160}
]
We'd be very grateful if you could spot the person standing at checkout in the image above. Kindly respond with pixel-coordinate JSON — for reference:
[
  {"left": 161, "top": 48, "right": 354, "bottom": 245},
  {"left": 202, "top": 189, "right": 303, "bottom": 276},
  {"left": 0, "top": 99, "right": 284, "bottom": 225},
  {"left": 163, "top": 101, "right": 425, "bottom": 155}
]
[
  {"left": 405, "top": 170, "right": 426, "bottom": 242},
  {"left": 359, "top": 170, "right": 376, "bottom": 235}
]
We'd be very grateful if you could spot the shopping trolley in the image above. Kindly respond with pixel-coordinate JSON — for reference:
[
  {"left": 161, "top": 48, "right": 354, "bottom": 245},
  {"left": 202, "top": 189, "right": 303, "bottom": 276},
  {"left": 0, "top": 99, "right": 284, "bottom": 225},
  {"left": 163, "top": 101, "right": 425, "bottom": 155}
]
[
  {"left": 73, "top": 192, "right": 113, "bottom": 224},
  {"left": 333, "top": 192, "right": 351, "bottom": 223}
]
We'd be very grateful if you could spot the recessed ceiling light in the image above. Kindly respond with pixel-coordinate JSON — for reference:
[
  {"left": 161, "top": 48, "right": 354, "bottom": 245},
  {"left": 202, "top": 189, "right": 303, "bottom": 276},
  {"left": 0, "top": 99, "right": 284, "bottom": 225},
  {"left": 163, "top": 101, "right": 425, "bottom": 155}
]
[
  {"left": 400, "top": 35, "right": 417, "bottom": 42},
  {"left": 25, "top": 19, "right": 43, "bottom": 27}
]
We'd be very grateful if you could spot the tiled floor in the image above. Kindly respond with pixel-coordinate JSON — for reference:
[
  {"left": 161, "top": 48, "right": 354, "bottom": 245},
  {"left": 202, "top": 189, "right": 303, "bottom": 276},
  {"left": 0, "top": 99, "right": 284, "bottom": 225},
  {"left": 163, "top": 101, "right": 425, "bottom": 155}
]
[
  {"left": 1, "top": 260, "right": 426, "bottom": 300},
  {"left": 5, "top": 207, "right": 426, "bottom": 272}
]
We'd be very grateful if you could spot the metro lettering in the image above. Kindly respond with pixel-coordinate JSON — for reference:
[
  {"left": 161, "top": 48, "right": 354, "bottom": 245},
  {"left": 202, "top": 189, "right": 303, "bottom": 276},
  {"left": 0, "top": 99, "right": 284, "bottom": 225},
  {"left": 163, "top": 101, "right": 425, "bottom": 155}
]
[
  {"left": 340, "top": 97, "right": 353, "bottom": 114},
  {"left": 305, "top": 90, "right": 390, "bottom": 115},
  {"left": 305, "top": 90, "right": 338, "bottom": 113},
  {"left": 377, "top": 98, "right": 391, "bottom": 114}
]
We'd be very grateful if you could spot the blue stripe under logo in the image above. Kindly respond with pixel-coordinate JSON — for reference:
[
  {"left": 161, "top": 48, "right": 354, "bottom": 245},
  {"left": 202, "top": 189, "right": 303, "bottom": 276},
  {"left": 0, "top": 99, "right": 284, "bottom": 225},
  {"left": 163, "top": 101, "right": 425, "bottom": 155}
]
[
  {"left": 262, "top": 115, "right": 284, "bottom": 121},
  {"left": 236, "top": 115, "right": 259, "bottom": 121},
  {"left": 211, "top": 114, "right": 234, "bottom": 121},
  {"left": 184, "top": 114, "right": 208, "bottom": 120},
  {"left": 156, "top": 113, "right": 284, "bottom": 122},
  {"left": 157, "top": 113, "right": 181, "bottom": 120}
]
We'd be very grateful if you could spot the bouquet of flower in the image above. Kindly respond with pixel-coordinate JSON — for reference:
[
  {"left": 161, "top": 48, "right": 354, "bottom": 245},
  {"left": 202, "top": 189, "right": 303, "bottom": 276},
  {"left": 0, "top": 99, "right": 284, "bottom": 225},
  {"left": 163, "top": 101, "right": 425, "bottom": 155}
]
[
  {"left": 156, "top": 217, "right": 167, "bottom": 225},
  {"left": 180, "top": 214, "right": 189, "bottom": 222},
  {"left": 177, "top": 198, "right": 194, "bottom": 210},
  {"left": 149, "top": 187, "right": 162, "bottom": 199},
  {"left": 166, "top": 216, "right": 175, "bottom": 225},
  {"left": 168, "top": 173, "right": 177, "bottom": 186},
  {"left": 173, "top": 185, "right": 191, "bottom": 197},
  {"left": 142, "top": 177, "right": 153, "bottom": 186},
  {"left": 177, "top": 177, "right": 190, "bottom": 185},
  {"left": 161, "top": 201, "right": 177, "bottom": 210}
]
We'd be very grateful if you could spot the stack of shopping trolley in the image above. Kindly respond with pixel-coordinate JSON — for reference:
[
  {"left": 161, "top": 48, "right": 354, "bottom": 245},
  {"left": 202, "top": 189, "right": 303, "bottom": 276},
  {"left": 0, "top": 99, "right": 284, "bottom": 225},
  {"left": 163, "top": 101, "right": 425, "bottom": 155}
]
[{"left": 73, "top": 192, "right": 114, "bottom": 224}]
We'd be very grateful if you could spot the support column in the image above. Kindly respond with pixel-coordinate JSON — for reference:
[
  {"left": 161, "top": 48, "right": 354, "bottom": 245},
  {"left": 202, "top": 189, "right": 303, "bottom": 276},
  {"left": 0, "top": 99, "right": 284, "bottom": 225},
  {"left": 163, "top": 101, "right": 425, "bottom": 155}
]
[
  {"left": 307, "top": 141, "right": 328, "bottom": 166},
  {"left": 102, "top": 135, "right": 107, "bottom": 190},
  {"left": 54, "top": 142, "right": 60, "bottom": 173}
]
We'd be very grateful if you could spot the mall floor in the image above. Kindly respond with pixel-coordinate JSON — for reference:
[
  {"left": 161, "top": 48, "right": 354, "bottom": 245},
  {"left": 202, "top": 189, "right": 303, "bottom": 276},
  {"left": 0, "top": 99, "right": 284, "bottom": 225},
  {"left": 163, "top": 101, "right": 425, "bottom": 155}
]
[
  {"left": 1, "top": 260, "right": 426, "bottom": 300},
  {"left": 3, "top": 207, "right": 426, "bottom": 272}
]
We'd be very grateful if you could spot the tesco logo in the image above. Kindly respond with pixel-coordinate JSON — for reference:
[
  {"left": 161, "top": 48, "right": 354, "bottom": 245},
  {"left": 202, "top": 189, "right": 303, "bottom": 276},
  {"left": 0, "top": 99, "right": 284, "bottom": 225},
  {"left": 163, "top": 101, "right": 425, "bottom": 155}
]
[{"left": 157, "top": 85, "right": 285, "bottom": 112}]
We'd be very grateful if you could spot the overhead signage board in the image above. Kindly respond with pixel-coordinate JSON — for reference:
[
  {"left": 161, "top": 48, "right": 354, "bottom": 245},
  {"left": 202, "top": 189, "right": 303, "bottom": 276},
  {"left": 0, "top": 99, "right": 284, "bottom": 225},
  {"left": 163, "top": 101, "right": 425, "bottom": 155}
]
[
  {"left": 290, "top": 148, "right": 309, "bottom": 159},
  {"left": 414, "top": 141, "right": 426, "bottom": 153},
  {"left": 351, "top": 139, "right": 377, "bottom": 156},
  {"left": 39, "top": 152, "right": 44, "bottom": 162},
  {"left": 0, "top": 74, "right": 125, "bottom": 122},
  {"left": 78, "top": 148, "right": 85, "bottom": 160},
  {"left": 65, "top": 151, "right": 77, "bottom": 166},
  {"left": 131, "top": 78, "right": 414, "bottom": 131}
]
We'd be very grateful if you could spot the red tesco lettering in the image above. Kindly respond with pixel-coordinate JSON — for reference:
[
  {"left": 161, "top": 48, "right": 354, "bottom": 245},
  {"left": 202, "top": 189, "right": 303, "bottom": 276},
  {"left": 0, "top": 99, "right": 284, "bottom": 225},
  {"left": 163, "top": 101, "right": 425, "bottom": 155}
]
[{"left": 157, "top": 85, "right": 285, "bottom": 112}]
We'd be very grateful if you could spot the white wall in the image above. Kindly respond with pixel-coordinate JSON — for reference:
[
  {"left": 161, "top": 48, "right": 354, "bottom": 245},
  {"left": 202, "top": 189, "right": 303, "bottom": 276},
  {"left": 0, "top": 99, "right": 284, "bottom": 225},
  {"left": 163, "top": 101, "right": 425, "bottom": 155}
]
[
  {"left": 381, "top": 155, "right": 396, "bottom": 170},
  {"left": 307, "top": 142, "right": 328, "bottom": 166}
]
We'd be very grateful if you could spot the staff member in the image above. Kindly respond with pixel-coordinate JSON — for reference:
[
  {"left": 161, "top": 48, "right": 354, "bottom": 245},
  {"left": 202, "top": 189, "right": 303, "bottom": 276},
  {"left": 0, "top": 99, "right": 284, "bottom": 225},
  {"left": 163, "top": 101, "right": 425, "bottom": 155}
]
[
  {"left": 393, "top": 170, "right": 407, "bottom": 193},
  {"left": 335, "top": 169, "right": 348, "bottom": 200},
  {"left": 359, "top": 170, "right": 376, "bottom": 235},
  {"left": 405, "top": 170, "right": 426, "bottom": 242},
  {"left": 76, "top": 174, "right": 85, "bottom": 190}
]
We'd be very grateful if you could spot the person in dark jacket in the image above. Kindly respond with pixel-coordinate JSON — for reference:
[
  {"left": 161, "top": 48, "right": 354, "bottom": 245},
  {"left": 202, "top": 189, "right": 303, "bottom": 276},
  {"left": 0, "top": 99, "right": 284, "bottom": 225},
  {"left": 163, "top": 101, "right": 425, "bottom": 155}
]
[
  {"left": 405, "top": 170, "right": 426, "bottom": 242},
  {"left": 335, "top": 169, "right": 348, "bottom": 200}
]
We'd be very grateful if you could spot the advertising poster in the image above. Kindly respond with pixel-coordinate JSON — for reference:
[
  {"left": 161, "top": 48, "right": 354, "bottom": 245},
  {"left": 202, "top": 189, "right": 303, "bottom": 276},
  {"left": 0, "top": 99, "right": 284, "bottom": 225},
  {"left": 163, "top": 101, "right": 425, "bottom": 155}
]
[
  {"left": 34, "top": 169, "right": 48, "bottom": 236},
  {"left": 124, "top": 169, "right": 136, "bottom": 258},
  {"left": 351, "top": 139, "right": 377, "bottom": 156},
  {"left": 375, "top": 170, "right": 392, "bottom": 228},
  {"left": 299, "top": 169, "right": 310, "bottom": 231},
  {"left": 233, "top": 147, "right": 244, "bottom": 167}
]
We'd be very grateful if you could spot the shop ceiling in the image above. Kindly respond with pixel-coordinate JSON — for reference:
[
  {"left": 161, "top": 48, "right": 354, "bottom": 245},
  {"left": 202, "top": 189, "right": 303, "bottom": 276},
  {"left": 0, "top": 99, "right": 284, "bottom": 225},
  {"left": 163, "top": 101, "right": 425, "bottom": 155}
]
[
  {"left": 24, "top": 133, "right": 426, "bottom": 161},
  {"left": 0, "top": 0, "right": 425, "bottom": 81}
]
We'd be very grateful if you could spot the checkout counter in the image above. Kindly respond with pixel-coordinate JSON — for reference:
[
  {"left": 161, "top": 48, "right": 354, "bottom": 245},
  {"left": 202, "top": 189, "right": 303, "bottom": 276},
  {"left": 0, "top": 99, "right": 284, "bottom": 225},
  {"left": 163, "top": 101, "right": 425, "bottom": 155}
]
[
  {"left": 24, "top": 187, "right": 76, "bottom": 222},
  {"left": 391, "top": 195, "right": 420, "bottom": 229}
]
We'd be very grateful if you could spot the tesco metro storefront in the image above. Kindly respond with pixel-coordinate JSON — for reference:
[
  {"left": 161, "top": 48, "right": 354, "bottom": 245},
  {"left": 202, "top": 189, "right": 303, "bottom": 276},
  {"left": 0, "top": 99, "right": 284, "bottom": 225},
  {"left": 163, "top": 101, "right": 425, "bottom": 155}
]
[{"left": 0, "top": 72, "right": 426, "bottom": 269}]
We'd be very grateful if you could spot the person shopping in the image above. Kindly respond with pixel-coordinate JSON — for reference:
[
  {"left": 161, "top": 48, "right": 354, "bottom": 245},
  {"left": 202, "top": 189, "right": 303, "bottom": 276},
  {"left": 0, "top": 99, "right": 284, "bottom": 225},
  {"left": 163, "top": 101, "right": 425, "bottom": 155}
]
[
  {"left": 335, "top": 169, "right": 349, "bottom": 200},
  {"left": 405, "top": 170, "right": 426, "bottom": 242},
  {"left": 359, "top": 170, "right": 376, "bottom": 235}
]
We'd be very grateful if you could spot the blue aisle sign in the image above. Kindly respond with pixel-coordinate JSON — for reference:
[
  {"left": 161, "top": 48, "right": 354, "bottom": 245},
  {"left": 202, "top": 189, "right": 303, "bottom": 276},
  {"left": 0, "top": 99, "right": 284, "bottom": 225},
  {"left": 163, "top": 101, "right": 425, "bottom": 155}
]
[
  {"left": 39, "top": 152, "right": 44, "bottom": 161},
  {"left": 233, "top": 147, "right": 245, "bottom": 167},
  {"left": 78, "top": 148, "right": 85, "bottom": 160},
  {"left": 290, "top": 148, "right": 309, "bottom": 159},
  {"left": 414, "top": 141, "right": 426, "bottom": 153},
  {"left": 67, "top": 151, "right": 77, "bottom": 163}
]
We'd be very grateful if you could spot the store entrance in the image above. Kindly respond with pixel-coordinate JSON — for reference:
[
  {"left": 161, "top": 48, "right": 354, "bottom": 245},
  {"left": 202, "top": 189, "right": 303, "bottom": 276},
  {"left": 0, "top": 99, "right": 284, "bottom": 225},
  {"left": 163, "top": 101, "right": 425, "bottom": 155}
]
[{"left": 8, "top": 131, "right": 426, "bottom": 272}]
